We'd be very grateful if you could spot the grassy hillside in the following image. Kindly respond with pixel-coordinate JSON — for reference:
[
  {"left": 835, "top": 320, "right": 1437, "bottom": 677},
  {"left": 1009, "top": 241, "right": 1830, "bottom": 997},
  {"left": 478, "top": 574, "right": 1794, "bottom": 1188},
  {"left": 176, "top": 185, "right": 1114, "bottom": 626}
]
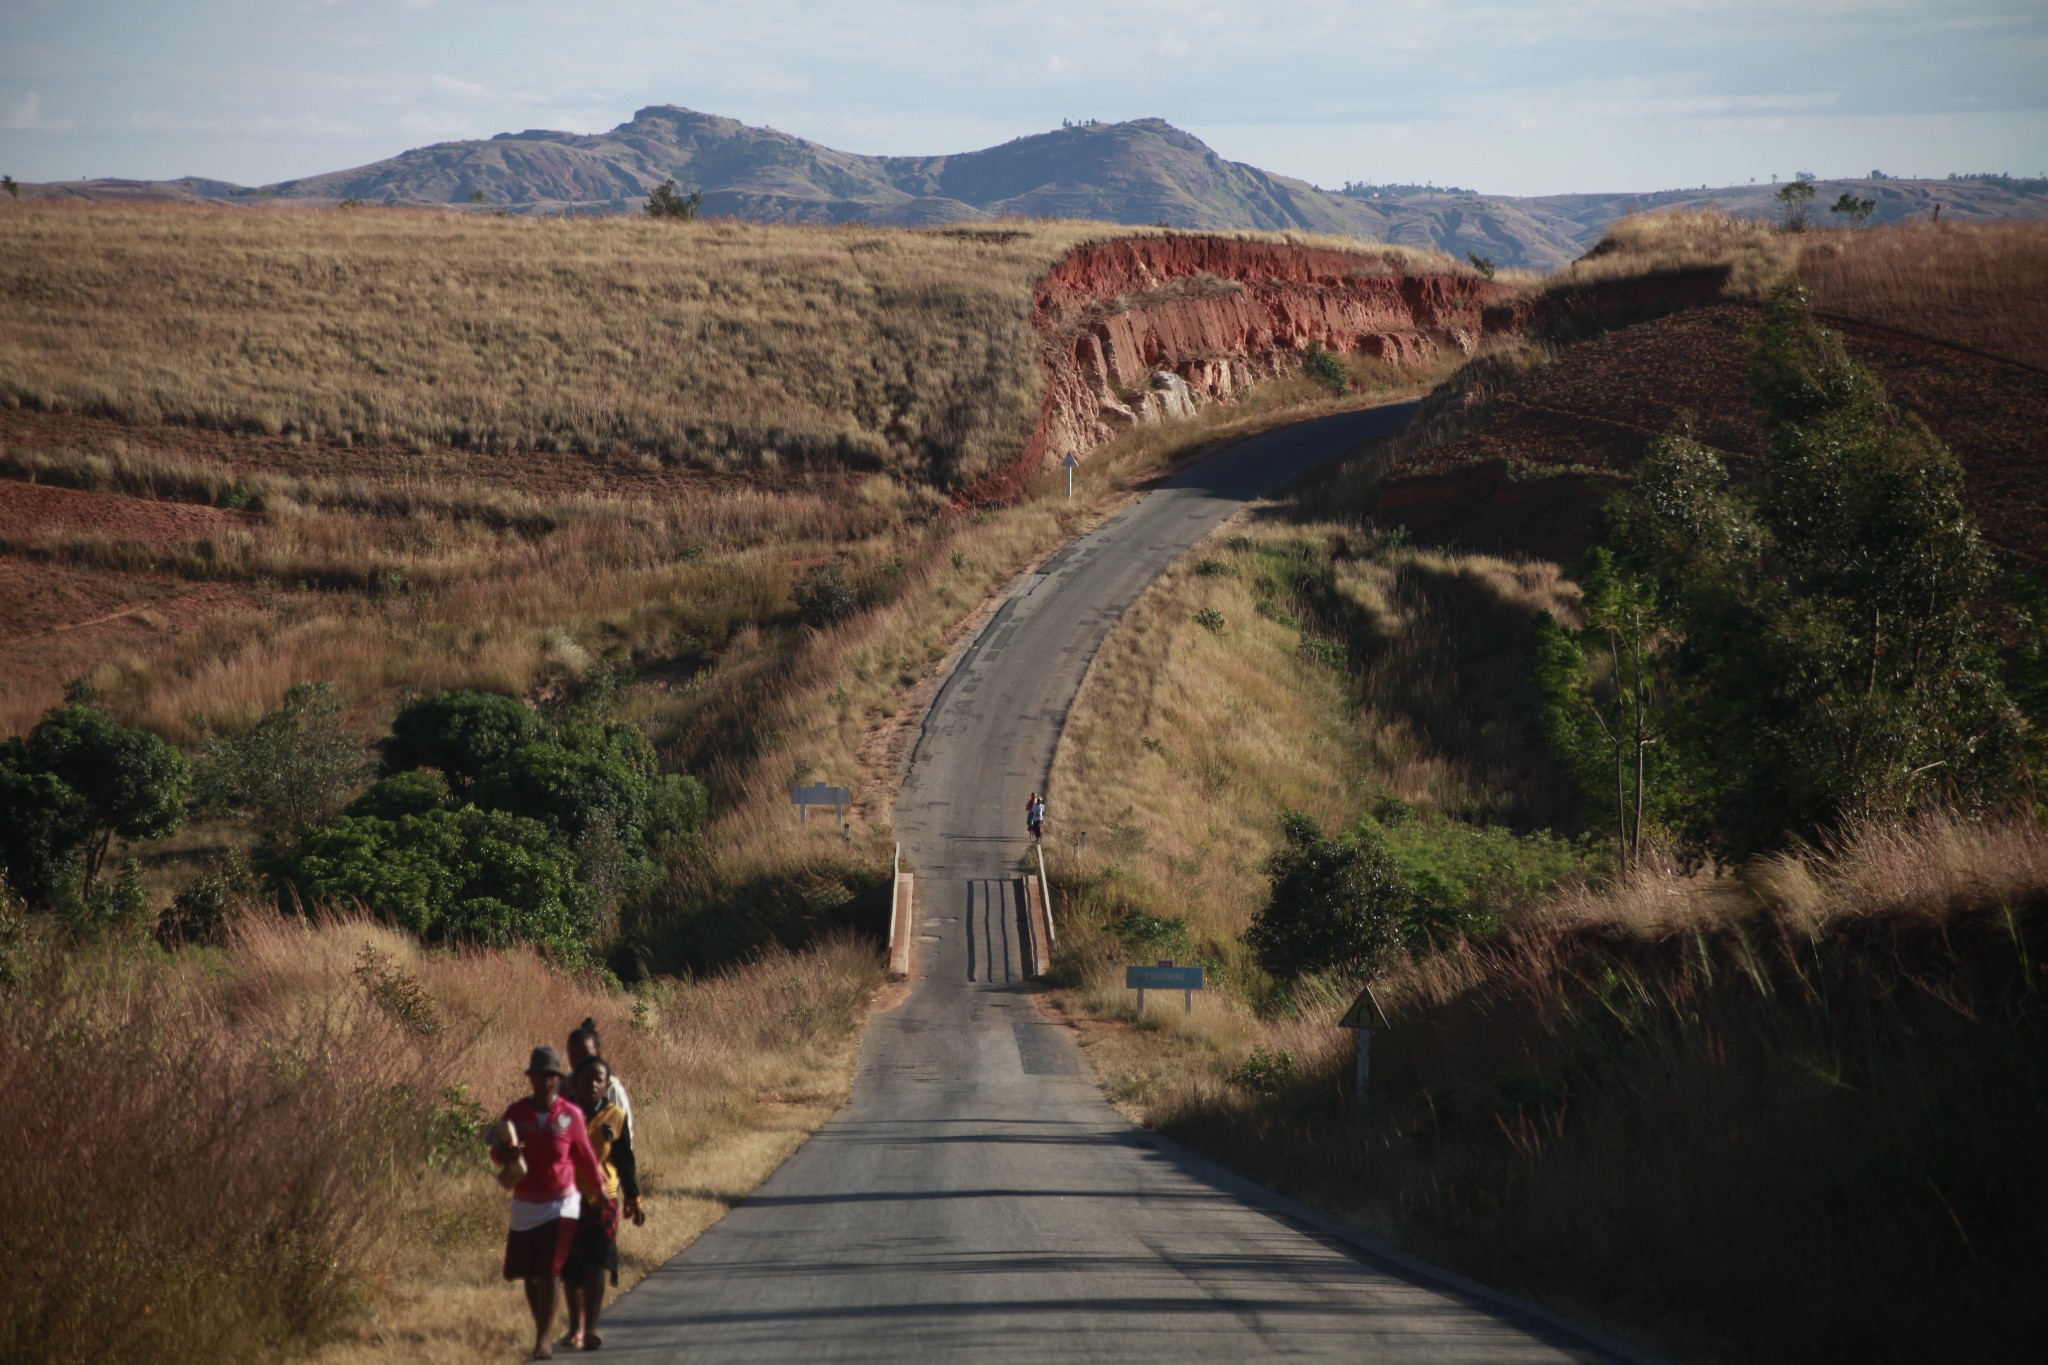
[{"left": 0, "top": 204, "right": 1117, "bottom": 481}]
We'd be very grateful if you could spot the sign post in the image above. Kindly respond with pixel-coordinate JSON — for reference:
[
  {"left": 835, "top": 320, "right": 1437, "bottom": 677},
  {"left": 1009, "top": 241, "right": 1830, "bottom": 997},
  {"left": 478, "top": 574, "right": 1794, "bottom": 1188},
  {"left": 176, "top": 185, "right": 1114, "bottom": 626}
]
[
  {"left": 790, "top": 782, "right": 851, "bottom": 828},
  {"left": 1060, "top": 451, "right": 1080, "bottom": 499},
  {"left": 1126, "top": 960, "right": 1204, "bottom": 1017},
  {"left": 1338, "top": 983, "right": 1390, "bottom": 1112}
]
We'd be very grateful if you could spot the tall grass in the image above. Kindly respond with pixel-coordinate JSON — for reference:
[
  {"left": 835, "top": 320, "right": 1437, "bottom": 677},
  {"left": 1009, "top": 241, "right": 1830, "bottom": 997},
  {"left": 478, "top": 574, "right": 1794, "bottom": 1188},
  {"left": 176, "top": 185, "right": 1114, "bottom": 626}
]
[
  {"left": 0, "top": 205, "right": 1116, "bottom": 482},
  {"left": 0, "top": 910, "right": 883, "bottom": 1364},
  {"left": 1548, "top": 211, "right": 2048, "bottom": 368},
  {"left": 1129, "top": 819, "right": 2048, "bottom": 1362}
]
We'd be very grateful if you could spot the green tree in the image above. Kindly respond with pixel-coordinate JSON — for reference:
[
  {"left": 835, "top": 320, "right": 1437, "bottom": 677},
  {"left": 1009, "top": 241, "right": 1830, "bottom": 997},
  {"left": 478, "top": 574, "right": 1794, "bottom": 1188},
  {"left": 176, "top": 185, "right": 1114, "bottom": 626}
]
[
  {"left": 202, "top": 682, "right": 365, "bottom": 847},
  {"left": 1245, "top": 812, "right": 1408, "bottom": 979},
  {"left": 1606, "top": 287, "right": 2023, "bottom": 857},
  {"left": 1775, "top": 174, "right": 1818, "bottom": 231},
  {"left": 1466, "top": 252, "right": 1497, "bottom": 280},
  {"left": 0, "top": 704, "right": 189, "bottom": 905},
  {"left": 2, "top": 175, "right": 18, "bottom": 199},
  {"left": 644, "top": 179, "right": 702, "bottom": 220},
  {"left": 1534, "top": 548, "right": 1677, "bottom": 867},
  {"left": 1830, "top": 192, "right": 1877, "bottom": 225},
  {"left": 467, "top": 189, "right": 488, "bottom": 205}
]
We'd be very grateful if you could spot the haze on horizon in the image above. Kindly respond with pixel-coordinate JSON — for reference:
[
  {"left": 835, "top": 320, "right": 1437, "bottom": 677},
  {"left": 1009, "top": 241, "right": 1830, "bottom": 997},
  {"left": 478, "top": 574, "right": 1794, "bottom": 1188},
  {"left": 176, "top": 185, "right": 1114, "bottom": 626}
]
[{"left": 3, "top": 0, "right": 2044, "bottom": 199}]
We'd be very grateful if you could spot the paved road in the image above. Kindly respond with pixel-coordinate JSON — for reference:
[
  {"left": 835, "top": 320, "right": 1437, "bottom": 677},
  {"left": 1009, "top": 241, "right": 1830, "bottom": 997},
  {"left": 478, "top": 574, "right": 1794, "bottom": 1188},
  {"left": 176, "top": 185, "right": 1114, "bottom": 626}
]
[{"left": 602, "top": 404, "right": 1622, "bottom": 1362}]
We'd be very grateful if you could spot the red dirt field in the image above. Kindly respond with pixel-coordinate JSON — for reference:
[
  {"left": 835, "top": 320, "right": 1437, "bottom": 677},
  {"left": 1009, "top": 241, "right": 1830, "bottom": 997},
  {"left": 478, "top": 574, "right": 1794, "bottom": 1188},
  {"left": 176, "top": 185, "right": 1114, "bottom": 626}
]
[
  {"left": 0, "top": 479, "right": 252, "bottom": 546},
  {"left": 1372, "top": 303, "right": 2048, "bottom": 565}
]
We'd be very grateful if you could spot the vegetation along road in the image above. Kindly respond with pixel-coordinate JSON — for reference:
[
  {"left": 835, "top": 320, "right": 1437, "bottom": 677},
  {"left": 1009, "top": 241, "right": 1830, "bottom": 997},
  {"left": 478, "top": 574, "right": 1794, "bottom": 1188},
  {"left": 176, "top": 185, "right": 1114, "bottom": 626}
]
[{"left": 599, "top": 402, "right": 1635, "bottom": 1361}]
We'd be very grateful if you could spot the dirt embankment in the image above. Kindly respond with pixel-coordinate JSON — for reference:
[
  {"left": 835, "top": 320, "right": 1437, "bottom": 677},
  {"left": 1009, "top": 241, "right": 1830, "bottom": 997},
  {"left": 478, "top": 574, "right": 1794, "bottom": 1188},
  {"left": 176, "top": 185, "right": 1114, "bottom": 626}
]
[{"left": 1022, "top": 237, "right": 1505, "bottom": 468}]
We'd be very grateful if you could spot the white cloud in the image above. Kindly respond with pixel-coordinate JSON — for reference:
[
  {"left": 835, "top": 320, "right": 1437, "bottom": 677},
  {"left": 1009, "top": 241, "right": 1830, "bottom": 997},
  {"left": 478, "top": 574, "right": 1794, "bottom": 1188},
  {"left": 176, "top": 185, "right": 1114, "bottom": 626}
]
[{"left": 430, "top": 72, "right": 489, "bottom": 98}]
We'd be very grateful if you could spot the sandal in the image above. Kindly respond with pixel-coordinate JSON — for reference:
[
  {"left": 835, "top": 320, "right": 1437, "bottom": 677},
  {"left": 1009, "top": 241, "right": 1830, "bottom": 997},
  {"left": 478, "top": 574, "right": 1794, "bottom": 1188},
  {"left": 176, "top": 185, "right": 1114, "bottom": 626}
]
[{"left": 584, "top": 1333, "right": 603, "bottom": 1351}]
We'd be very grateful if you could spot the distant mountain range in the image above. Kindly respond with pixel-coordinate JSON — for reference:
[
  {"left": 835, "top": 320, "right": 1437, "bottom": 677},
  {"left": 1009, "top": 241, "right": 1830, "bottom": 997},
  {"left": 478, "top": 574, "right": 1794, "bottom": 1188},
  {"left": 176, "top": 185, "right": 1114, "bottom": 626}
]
[{"left": 26, "top": 107, "right": 2048, "bottom": 270}]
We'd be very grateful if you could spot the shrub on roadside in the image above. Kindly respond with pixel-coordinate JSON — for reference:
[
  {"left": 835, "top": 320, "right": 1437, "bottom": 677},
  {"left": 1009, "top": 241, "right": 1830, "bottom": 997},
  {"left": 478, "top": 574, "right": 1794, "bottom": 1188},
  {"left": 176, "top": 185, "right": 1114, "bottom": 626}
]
[
  {"left": 278, "top": 690, "right": 709, "bottom": 961},
  {"left": 1245, "top": 811, "right": 1408, "bottom": 980}
]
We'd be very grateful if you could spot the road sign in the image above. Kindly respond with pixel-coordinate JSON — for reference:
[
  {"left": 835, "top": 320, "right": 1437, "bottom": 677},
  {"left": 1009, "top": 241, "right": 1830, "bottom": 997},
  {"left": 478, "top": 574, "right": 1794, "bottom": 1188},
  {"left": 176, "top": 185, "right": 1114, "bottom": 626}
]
[
  {"left": 1060, "top": 450, "right": 1079, "bottom": 498},
  {"left": 1125, "top": 965, "right": 1204, "bottom": 990},
  {"left": 791, "top": 782, "right": 851, "bottom": 827},
  {"left": 1338, "top": 982, "right": 1389, "bottom": 1030},
  {"left": 1339, "top": 984, "right": 1388, "bottom": 1111},
  {"left": 1127, "top": 961, "right": 1204, "bottom": 1015}
]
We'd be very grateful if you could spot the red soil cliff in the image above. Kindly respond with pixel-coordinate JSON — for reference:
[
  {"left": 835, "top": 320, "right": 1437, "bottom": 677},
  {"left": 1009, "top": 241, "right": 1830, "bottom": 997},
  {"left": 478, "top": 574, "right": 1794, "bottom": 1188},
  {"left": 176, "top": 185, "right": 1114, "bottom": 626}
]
[{"left": 1022, "top": 236, "right": 1506, "bottom": 470}]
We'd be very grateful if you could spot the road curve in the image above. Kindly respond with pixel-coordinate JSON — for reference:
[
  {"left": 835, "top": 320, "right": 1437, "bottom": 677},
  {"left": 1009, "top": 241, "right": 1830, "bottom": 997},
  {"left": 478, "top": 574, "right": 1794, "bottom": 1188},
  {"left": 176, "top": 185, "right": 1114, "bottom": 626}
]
[{"left": 601, "top": 404, "right": 1624, "bottom": 1362}]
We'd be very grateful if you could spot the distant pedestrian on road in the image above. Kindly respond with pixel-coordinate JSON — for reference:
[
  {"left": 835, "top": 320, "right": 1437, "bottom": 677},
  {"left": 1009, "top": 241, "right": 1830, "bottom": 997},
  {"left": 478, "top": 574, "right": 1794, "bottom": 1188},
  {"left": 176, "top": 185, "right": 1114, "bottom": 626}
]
[
  {"left": 1025, "top": 792, "right": 1045, "bottom": 842},
  {"left": 563, "top": 1054, "right": 643, "bottom": 1350},
  {"left": 492, "top": 1046, "right": 607, "bottom": 1361}
]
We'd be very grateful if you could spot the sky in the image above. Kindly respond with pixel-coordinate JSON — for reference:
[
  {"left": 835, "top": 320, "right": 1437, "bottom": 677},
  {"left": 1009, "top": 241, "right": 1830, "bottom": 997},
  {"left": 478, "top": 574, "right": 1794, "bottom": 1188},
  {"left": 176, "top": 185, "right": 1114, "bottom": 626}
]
[{"left": 3, "top": 1, "right": 2045, "bottom": 197}]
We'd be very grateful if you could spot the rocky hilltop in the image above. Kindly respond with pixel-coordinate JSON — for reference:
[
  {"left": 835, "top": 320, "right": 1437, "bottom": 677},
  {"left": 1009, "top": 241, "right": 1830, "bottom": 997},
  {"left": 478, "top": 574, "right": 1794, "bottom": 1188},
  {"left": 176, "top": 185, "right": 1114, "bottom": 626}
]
[{"left": 23, "top": 107, "right": 2048, "bottom": 270}]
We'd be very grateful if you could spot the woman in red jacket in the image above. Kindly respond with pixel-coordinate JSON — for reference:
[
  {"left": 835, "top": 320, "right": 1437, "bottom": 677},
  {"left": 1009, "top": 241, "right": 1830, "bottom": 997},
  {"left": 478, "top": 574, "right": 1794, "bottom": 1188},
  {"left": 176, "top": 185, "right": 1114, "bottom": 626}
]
[{"left": 491, "top": 1046, "right": 608, "bottom": 1360}]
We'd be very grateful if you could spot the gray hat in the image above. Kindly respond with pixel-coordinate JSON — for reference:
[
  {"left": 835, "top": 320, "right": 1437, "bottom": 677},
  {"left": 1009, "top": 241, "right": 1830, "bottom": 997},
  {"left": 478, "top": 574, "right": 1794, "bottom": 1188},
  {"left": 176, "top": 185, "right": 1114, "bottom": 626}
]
[{"left": 526, "top": 1045, "right": 569, "bottom": 1077}]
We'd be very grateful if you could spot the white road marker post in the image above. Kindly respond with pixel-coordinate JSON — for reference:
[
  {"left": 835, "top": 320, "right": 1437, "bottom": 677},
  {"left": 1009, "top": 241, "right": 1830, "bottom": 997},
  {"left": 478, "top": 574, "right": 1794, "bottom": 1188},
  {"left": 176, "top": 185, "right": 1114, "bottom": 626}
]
[
  {"left": 1061, "top": 450, "right": 1079, "bottom": 500},
  {"left": 1339, "top": 982, "right": 1389, "bottom": 1113}
]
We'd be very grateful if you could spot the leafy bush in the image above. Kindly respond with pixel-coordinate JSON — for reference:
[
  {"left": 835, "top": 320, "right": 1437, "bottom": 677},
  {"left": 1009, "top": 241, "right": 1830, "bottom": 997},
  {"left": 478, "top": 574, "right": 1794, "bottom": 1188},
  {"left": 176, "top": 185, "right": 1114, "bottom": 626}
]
[
  {"left": 1374, "top": 811, "right": 1602, "bottom": 946},
  {"left": 1229, "top": 1047, "right": 1298, "bottom": 1093},
  {"left": 285, "top": 689, "right": 709, "bottom": 960},
  {"left": 1114, "top": 907, "right": 1193, "bottom": 960},
  {"left": 1302, "top": 340, "right": 1347, "bottom": 394},
  {"left": 1194, "top": 607, "right": 1226, "bottom": 633},
  {"left": 1245, "top": 811, "right": 1407, "bottom": 979},
  {"left": 793, "top": 561, "right": 858, "bottom": 628},
  {"left": 1601, "top": 287, "right": 2022, "bottom": 859},
  {"left": 0, "top": 702, "right": 188, "bottom": 908},
  {"left": 380, "top": 690, "right": 541, "bottom": 793},
  {"left": 1466, "top": 252, "right": 1497, "bottom": 280},
  {"left": 201, "top": 681, "right": 365, "bottom": 847},
  {"left": 284, "top": 805, "right": 593, "bottom": 959},
  {"left": 347, "top": 770, "right": 450, "bottom": 820},
  {"left": 159, "top": 850, "right": 255, "bottom": 949}
]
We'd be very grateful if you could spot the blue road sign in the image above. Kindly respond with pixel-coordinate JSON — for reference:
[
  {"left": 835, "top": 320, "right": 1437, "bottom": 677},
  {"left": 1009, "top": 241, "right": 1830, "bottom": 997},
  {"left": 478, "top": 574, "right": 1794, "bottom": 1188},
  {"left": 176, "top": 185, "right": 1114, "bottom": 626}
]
[{"left": 1125, "top": 965, "right": 1205, "bottom": 991}]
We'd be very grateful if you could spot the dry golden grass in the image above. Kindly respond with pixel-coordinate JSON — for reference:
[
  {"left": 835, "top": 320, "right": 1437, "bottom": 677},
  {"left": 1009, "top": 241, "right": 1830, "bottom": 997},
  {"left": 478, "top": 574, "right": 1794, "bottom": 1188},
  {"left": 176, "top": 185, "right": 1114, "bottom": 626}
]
[
  {"left": 1795, "top": 220, "right": 2048, "bottom": 369},
  {"left": 0, "top": 909, "right": 883, "bottom": 1364},
  {"left": 1547, "top": 209, "right": 2048, "bottom": 368},
  {"left": 0, "top": 204, "right": 1114, "bottom": 481}
]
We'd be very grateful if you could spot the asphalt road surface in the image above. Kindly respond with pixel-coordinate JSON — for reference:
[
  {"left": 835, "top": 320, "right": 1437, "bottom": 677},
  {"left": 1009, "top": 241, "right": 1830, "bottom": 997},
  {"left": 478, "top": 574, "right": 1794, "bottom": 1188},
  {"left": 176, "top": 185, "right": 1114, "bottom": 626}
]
[{"left": 601, "top": 404, "right": 1628, "bottom": 1362}]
